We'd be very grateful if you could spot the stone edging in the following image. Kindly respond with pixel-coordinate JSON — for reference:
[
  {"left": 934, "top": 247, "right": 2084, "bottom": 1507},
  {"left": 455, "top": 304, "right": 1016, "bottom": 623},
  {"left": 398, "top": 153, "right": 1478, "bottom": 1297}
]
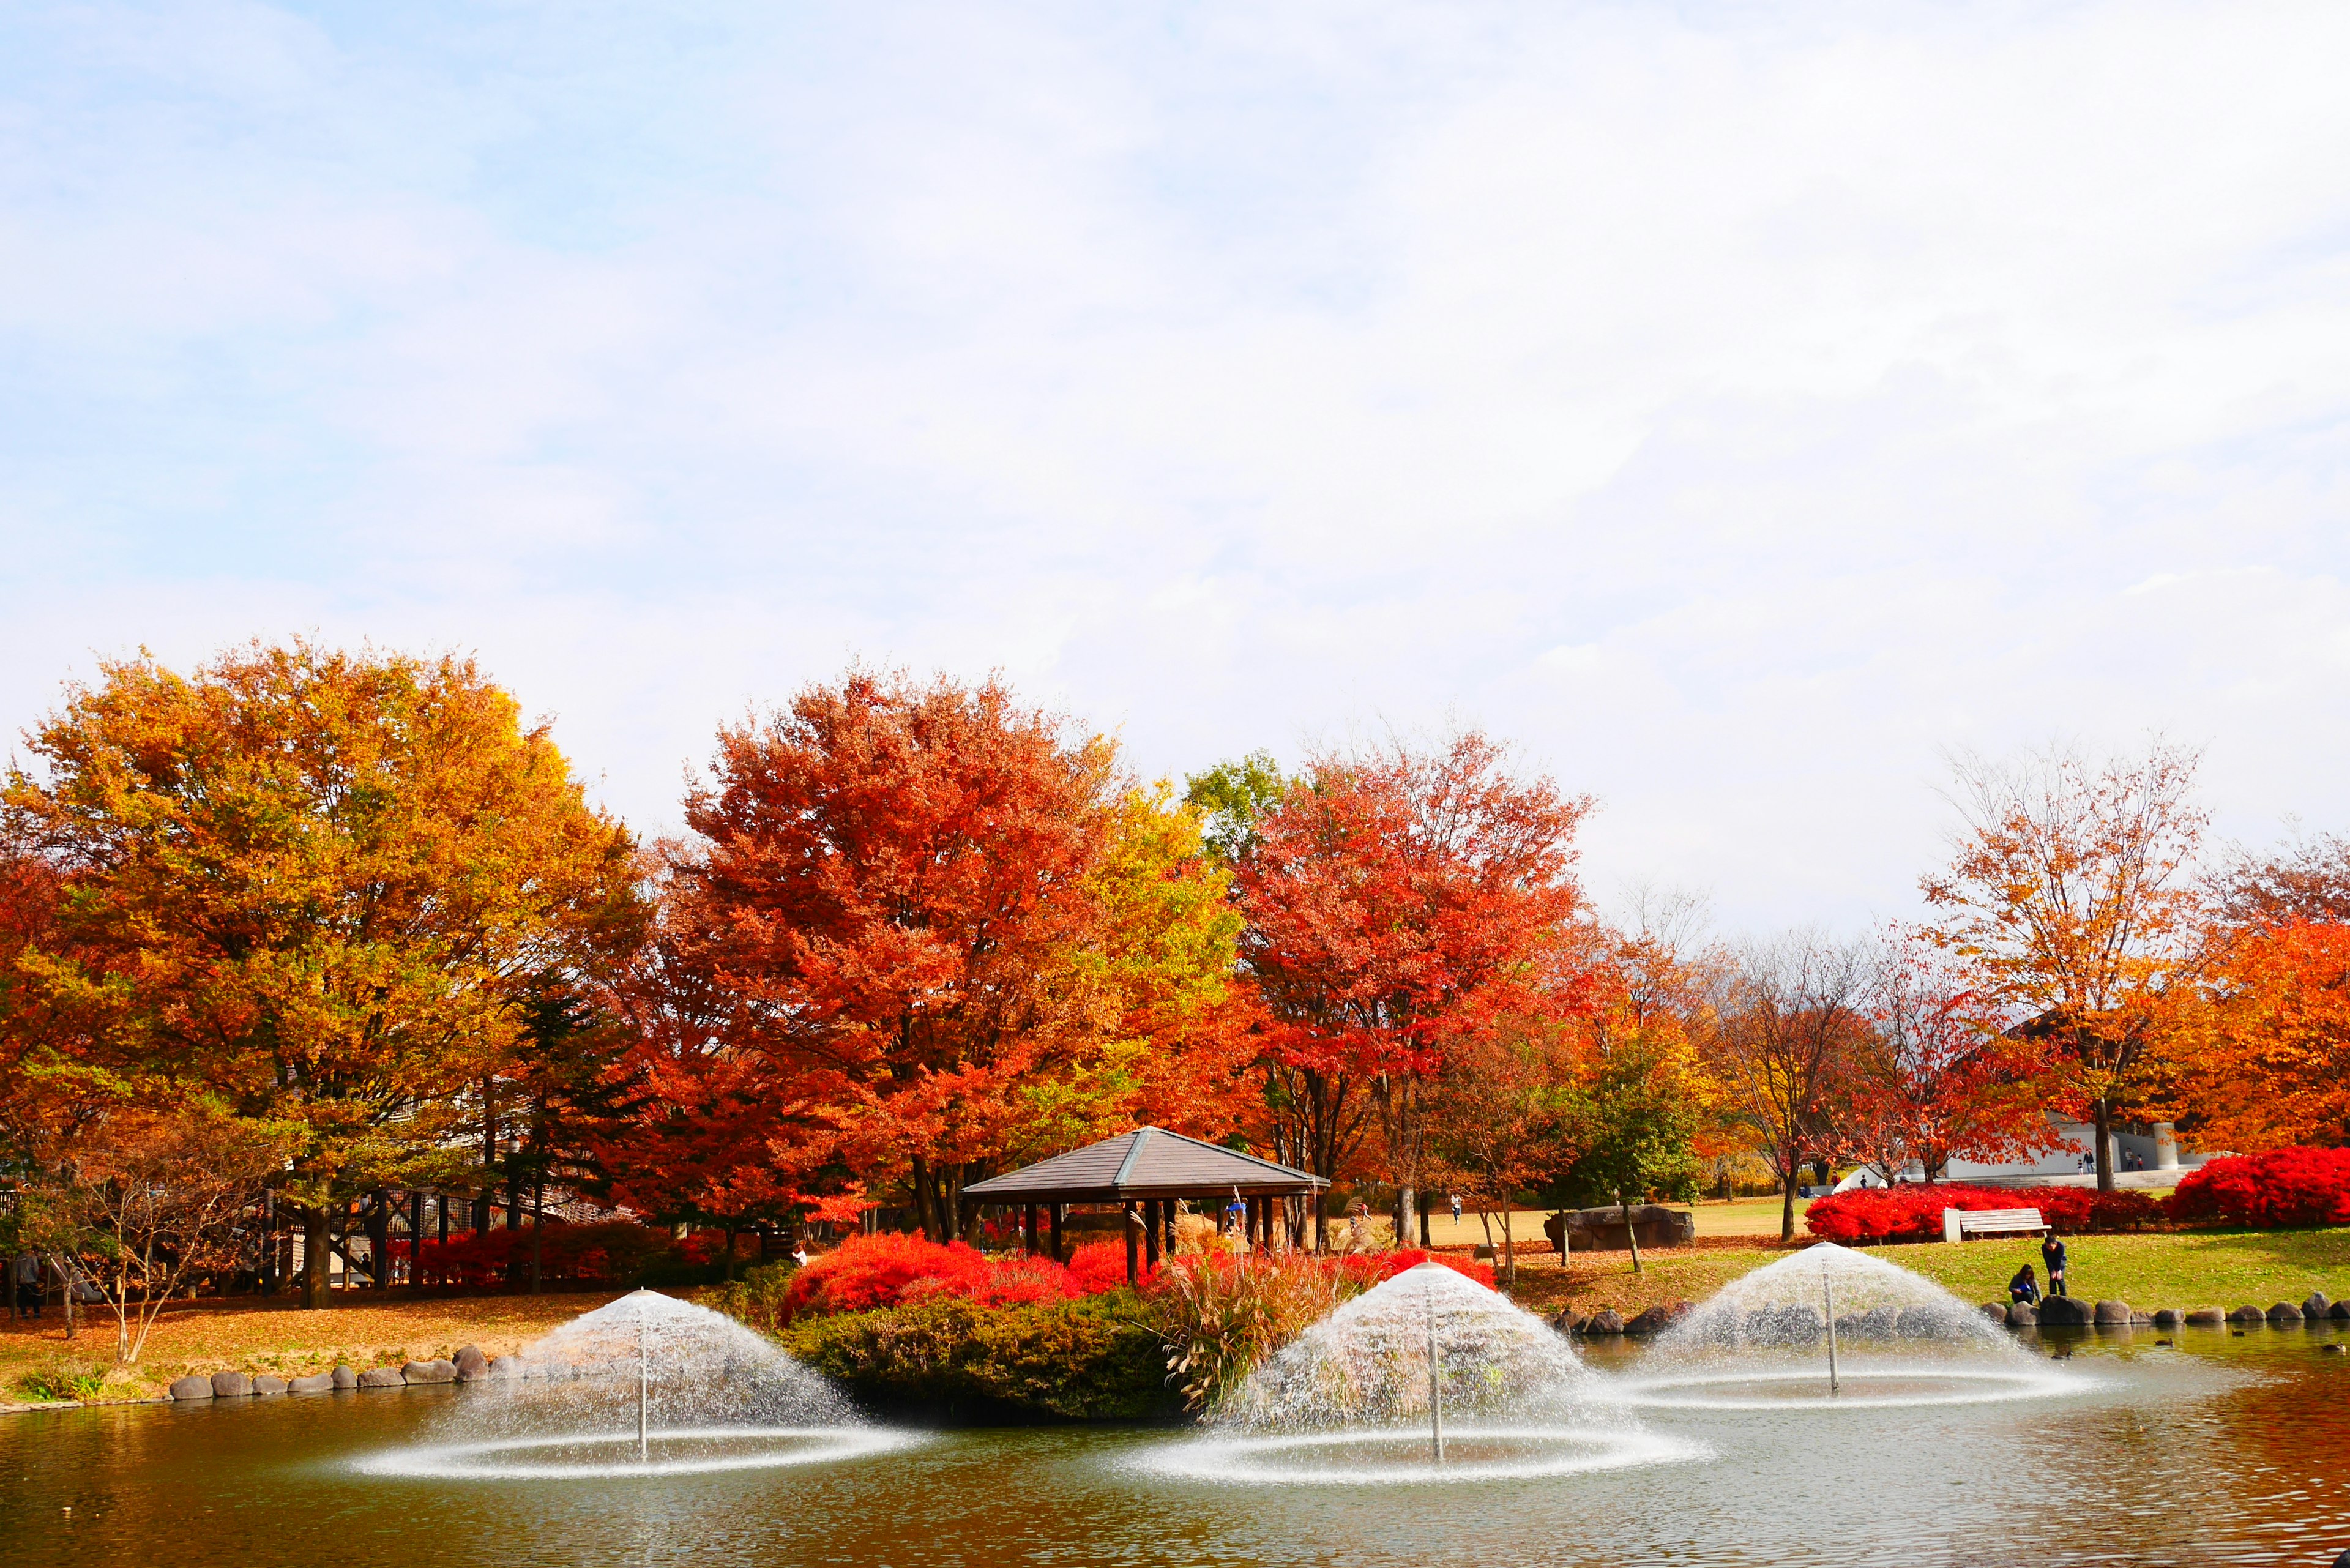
[{"left": 163, "top": 1345, "right": 523, "bottom": 1402}]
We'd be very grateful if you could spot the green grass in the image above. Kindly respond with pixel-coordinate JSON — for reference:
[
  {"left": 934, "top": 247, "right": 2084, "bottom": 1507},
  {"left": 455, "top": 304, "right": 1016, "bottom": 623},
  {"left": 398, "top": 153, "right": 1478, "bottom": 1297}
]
[
  {"left": 1497, "top": 1226, "right": 2350, "bottom": 1318},
  {"left": 1882, "top": 1226, "right": 2350, "bottom": 1312}
]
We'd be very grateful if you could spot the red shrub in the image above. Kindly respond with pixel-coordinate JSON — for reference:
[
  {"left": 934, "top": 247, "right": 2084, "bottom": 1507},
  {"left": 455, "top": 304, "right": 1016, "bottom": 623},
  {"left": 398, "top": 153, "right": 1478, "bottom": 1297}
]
[
  {"left": 395, "top": 1220, "right": 690, "bottom": 1288},
  {"left": 1339, "top": 1249, "right": 1498, "bottom": 1289},
  {"left": 1806, "top": 1184, "right": 2165, "bottom": 1244},
  {"left": 2168, "top": 1148, "right": 2350, "bottom": 1229},
  {"left": 1065, "top": 1239, "right": 1152, "bottom": 1295},
  {"left": 781, "top": 1231, "right": 1085, "bottom": 1318}
]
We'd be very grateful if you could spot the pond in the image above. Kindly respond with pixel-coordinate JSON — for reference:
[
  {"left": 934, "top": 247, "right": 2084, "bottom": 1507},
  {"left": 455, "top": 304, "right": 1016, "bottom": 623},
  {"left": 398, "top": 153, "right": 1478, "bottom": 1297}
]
[{"left": 5, "top": 1326, "right": 2348, "bottom": 1567}]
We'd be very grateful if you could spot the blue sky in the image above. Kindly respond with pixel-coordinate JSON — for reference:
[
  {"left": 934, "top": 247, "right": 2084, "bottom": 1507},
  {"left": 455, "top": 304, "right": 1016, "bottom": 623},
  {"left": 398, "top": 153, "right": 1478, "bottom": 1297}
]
[{"left": 7, "top": 1, "right": 2350, "bottom": 933}]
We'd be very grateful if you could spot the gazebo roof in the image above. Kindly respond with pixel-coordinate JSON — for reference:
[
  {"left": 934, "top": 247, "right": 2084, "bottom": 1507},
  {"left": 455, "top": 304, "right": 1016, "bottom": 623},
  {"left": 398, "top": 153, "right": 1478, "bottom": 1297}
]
[{"left": 961, "top": 1126, "right": 1328, "bottom": 1204}]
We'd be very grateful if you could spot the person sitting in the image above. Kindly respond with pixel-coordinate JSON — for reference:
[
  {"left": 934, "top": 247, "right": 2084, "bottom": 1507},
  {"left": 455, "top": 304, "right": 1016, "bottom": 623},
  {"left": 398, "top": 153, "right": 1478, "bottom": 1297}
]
[{"left": 2009, "top": 1264, "right": 2040, "bottom": 1305}]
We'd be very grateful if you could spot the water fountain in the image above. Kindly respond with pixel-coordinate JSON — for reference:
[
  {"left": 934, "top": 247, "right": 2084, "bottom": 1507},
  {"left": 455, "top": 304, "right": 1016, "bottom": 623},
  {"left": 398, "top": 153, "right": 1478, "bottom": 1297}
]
[
  {"left": 358, "top": 1289, "right": 919, "bottom": 1479},
  {"left": 1613, "top": 1243, "right": 2093, "bottom": 1411},
  {"left": 1138, "top": 1262, "right": 1698, "bottom": 1484}
]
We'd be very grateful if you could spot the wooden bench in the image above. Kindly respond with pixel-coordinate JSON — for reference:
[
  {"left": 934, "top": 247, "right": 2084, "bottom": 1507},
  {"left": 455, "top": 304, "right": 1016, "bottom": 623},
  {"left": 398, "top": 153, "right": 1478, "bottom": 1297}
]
[{"left": 1944, "top": 1206, "right": 2048, "bottom": 1243}]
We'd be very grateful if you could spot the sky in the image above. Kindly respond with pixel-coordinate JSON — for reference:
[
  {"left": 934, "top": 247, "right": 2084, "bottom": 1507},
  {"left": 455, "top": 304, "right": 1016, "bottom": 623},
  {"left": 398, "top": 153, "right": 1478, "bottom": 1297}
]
[{"left": 5, "top": 1, "right": 2349, "bottom": 935}]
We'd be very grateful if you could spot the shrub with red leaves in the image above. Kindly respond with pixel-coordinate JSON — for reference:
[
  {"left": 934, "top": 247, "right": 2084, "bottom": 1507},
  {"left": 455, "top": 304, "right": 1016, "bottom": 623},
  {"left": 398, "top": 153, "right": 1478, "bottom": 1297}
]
[
  {"left": 1064, "top": 1238, "right": 1154, "bottom": 1294},
  {"left": 1806, "top": 1184, "right": 2165, "bottom": 1244},
  {"left": 780, "top": 1231, "right": 1086, "bottom": 1319},
  {"left": 2167, "top": 1148, "right": 2350, "bottom": 1229},
  {"left": 1338, "top": 1249, "right": 1498, "bottom": 1289},
  {"left": 395, "top": 1220, "right": 692, "bottom": 1288}
]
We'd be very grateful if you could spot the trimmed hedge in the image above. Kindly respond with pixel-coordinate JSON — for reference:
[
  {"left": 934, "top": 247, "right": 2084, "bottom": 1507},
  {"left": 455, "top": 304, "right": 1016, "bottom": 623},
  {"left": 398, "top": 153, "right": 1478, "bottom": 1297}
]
[
  {"left": 2169, "top": 1148, "right": 2350, "bottom": 1229},
  {"left": 779, "top": 1293, "right": 1171, "bottom": 1422},
  {"left": 1805, "top": 1184, "right": 2163, "bottom": 1244}
]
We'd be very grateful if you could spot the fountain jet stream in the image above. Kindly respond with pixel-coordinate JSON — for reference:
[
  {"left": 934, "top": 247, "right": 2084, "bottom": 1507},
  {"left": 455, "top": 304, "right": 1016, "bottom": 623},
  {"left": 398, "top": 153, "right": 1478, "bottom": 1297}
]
[
  {"left": 1138, "top": 1260, "right": 1696, "bottom": 1484},
  {"left": 1616, "top": 1242, "right": 2095, "bottom": 1411},
  {"left": 357, "top": 1288, "right": 918, "bottom": 1480}
]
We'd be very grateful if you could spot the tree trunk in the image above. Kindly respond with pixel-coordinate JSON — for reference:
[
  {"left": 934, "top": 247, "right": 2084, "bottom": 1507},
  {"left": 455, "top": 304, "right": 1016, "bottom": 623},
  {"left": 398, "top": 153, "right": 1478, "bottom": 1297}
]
[
  {"left": 530, "top": 1180, "right": 546, "bottom": 1294},
  {"left": 1780, "top": 1170, "right": 1797, "bottom": 1244},
  {"left": 1619, "top": 1189, "right": 1643, "bottom": 1275},
  {"left": 367, "top": 1189, "right": 392, "bottom": 1293},
  {"left": 1499, "top": 1203, "right": 1516, "bottom": 1294},
  {"left": 1397, "top": 1186, "right": 1417, "bottom": 1252},
  {"left": 300, "top": 1204, "right": 333, "bottom": 1309},
  {"left": 2093, "top": 1100, "right": 2116, "bottom": 1193}
]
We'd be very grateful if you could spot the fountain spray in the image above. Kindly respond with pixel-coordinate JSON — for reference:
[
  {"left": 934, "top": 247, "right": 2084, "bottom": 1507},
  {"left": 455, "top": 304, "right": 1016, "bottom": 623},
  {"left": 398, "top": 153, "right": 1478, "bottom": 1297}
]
[
  {"left": 637, "top": 1299, "right": 651, "bottom": 1462},
  {"left": 1821, "top": 1257, "right": 1840, "bottom": 1396},
  {"left": 1425, "top": 1283, "right": 1445, "bottom": 1464}
]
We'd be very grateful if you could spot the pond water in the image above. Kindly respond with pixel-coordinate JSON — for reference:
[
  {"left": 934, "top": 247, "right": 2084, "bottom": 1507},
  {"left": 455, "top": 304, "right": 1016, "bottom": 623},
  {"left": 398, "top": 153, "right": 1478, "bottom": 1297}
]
[{"left": 5, "top": 1325, "right": 2348, "bottom": 1567}]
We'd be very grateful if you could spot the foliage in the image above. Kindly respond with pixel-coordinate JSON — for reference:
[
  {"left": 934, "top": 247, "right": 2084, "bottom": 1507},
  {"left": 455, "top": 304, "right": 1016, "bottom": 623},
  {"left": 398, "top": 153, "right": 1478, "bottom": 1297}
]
[
  {"left": 1234, "top": 731, "right": 1591, "bottom": 1239},
  {"left": 0, "top": 641, "right": 639, "bottom": 1308},
  {"left": 1804, "top": 1182, "right": 2165, "bottom": 1244},
  {"left": 1145, "top": 1252, "right": 1350, "bottom": 1412},
  {"left": 1183, "top": 751, "right": 1288, "bottom": 865},
  {"left": 15, "top": 1361, "right": 104, "bottom": 1402},
  {"left": 644, "top": 668, "right": 1242, "bottom": 1241},
  {"left": 774, "top": 1230, "right": 1092, "bottom": 1321},
  {"left": 703, "top": 1259, "right": 803, "bottom": 1333},
  {"left": 1919, "top": 741, "right": 2207, "bottom": 1190},
  {"left": 2183, "top": 920, "right": 2350, "bottom": 1150},
  {"left": 396, "top": 1220, "right": 701, "bottom": 1291},
  {"left": 1707, "top": 936, "right": 1874, "bottom": 1240},
  {"left": 2167, "top": 1148, "right": 2350, "bottom": 1230},
  {"left": 779, "top": 1293, "right": 1169, "bottom": 1421},
  {"left": 1426, "top": 1014, "right": 1580, "bottom": 1287},
  {"left": 1841, "top": 935, "right": 2059, "bottom": 1184}
]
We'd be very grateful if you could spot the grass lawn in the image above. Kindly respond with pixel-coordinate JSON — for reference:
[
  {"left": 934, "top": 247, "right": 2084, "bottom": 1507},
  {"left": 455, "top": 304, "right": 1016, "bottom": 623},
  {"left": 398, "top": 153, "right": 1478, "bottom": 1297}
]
[
  {"left": 1494, "top": 1226, "right": 2350, "bottom": 1319},
  {"left": 1, "top": 1291, "right": 620, "bottom": 1404}
]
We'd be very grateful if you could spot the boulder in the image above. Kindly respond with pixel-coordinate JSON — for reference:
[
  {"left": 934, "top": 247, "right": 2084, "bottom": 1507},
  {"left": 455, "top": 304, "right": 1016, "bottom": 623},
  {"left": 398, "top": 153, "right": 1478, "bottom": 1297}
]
[
  {"left": 2036, "top": 1296, "right": 2093, "bottom": 1327},
  {"left": 209, "top": 1370, "right": 253, "bottom": 1398},
  {"left": 2267, "top": 1302, "right": 2304, "bottom": 1324},
  {"left": 2333, "top": 1301, "right": 2350, "bottom": 1322},
  {"left": 2228, "top": 1305, "right": 2266, "bottom": 1324},
  {"left": 1625, "top": 1305, "right": 1673, "bottom": 1336},
  {"left": 288, "top": 1372, "right": 335, "bottom": 1394},
  {"left": 2093, "top": 1300, "right": 2132, "bottom": 1327},
  {"left": 1981, "top": 1301, "right": 2009, "bottom": 1321},
  {"left": 1584, "top": 1308, "right": 1625, "bottom": 1335},
  {"left": 2307, "top": 1291, "right": 2332, "bottom": 1320},
  {"left": 1552, "top": 1310, "right": 1585, "bottom": 1336},
  {"left": 356, "top": 1367, "right": 404, "bottom": 1389},
  {"left": 2006, "top": 1302, "right": 2037, "bottom": 1329},
  {"left": 488, "top": 1355, "right": 523, "bottom": 1378},
  {"left": 167, "top": 1374, "right": 214, "bottom": 1401},
  {"left": 330, "top": 1365, "right": 359, "bottom": 1391},
  {"left": 403, "top": 1359, "right": 458, "bottom": 1384},
  {"left": 2185, "top": 1307, "right": 2226, "bottom": 1326},
  {"left": 252, "top": 1376, "right": 287, "bottom": 1396},
  {"left": 2151, "top": 1309, "right": 2182, "bottom": 1330},
  {"left": 453, "top": 1345, "right": 490, "bottom": 1380}
]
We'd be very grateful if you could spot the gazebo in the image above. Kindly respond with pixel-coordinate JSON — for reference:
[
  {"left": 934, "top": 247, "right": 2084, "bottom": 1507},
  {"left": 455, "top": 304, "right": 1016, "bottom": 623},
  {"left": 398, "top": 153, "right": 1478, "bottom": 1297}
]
[{"left": 961, "top": 1126, "right": 1330, "bottom": 1284}]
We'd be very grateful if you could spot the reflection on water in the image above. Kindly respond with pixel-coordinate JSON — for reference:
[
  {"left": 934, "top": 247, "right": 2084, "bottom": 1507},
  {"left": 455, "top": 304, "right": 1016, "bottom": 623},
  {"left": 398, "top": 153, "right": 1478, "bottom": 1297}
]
[{"left": 3, "top": 1325, "right": 2348, "bottom": 1567}]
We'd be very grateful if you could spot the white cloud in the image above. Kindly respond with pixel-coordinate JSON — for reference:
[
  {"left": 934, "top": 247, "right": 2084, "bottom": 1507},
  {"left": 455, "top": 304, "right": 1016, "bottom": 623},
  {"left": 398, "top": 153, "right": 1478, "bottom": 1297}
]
[{"left": 5, "top": 1, "right": 2350, "bottom": 932}]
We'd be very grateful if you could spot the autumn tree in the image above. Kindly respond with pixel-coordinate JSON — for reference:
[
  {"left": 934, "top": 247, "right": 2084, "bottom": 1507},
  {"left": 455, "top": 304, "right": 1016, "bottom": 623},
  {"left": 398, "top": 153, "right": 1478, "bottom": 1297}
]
[
  {"left": 38, "top": 1101, "right": 292, "bottom": 1364},
  {"left": 2181, "top": 832, "right": 2350, "bottom": 1148},
  {"left": 1920, "top": 742, "right": 2207, "bottom": 1191},
  {"left": 657, "top": 670, "right": 1241, "bottom": 1243},
  {"left": 1425, "top": 1014, "right": 1577, "bottom": 1290},
  {"left": 1840, "top": 935, "right": 2057, "bottom": 1185},
  {"left": 0, "top": 643, "right": 640, "bottom": 1306},
  {"left": 1235, "top": 733, "right": 1590, "bottom": 1249},
  {"left": 1708, "top": 934, "right": 1873, "bottom": 1241}
]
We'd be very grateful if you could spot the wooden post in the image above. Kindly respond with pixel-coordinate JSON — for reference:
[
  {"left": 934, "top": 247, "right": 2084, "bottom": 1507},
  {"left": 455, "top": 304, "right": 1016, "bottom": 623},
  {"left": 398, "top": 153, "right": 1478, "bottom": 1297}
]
[
  {"left": 1124, "top": 1200, "right": 1139, "bottom": 1285},
  {"left": 437, "top": 1192, "right": 449, "bottom": 1282},
  {"left": 409, "top": 1189, "right": 425, "bottom": 1290},
  {"left": 1164, "top": 1200, "right": 1179, "bottom": 1259},
  {"left": 1023, "top": 1203, "right": 1037, "bottom": 1258},
  {"left": 1050, "top": 1203, "right": 1063, "bottom": 1263},
  {"left": 1144, "top": 1199, "right": 1161, "bottom": 1269}
]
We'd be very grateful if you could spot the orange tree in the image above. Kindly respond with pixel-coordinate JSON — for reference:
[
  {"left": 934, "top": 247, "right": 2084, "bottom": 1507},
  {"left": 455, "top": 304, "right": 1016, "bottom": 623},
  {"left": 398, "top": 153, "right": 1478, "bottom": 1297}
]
[
  {"left": 646, "top": 669, "right": 1242, "bottom": 1242},
  {"left": 0, "top": 642, "right": 640, "bottom": 1306},
  {"left": 2182, "top": 833, "right": 2350, "bottom": 1148},
  {"left": 1920, "top": 742, "right": 2207, "bottom": 1192},
  {"left": 1231, "top": 733, "right": 1591, "bottom": 1249}
]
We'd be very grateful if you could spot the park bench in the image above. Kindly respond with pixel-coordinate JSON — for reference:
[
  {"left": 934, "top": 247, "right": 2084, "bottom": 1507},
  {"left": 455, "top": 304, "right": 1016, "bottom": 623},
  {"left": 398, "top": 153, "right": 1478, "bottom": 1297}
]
[{"left": 1942, "top": 1207, "right": 2048, "bottom": 1243}]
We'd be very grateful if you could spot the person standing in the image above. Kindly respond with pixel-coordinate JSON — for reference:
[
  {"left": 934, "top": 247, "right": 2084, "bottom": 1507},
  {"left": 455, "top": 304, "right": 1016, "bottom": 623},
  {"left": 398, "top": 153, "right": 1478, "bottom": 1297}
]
[
  {"left": 1449, "top": 1193, "right": 1463, "bottom": 1225},
  {"left": 2040, "top": 1232, "right": 2069, "bottom": 1297},
  {"left": 11, "top": 1252, "right": 42, "bottom": 1320}
]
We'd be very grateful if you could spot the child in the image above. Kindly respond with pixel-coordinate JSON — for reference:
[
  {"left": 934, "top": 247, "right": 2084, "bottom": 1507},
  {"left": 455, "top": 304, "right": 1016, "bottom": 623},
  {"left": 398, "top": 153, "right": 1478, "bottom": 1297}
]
[{"left": 2009, "top": 1263, "right": 2040, "bottom": 1305}]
